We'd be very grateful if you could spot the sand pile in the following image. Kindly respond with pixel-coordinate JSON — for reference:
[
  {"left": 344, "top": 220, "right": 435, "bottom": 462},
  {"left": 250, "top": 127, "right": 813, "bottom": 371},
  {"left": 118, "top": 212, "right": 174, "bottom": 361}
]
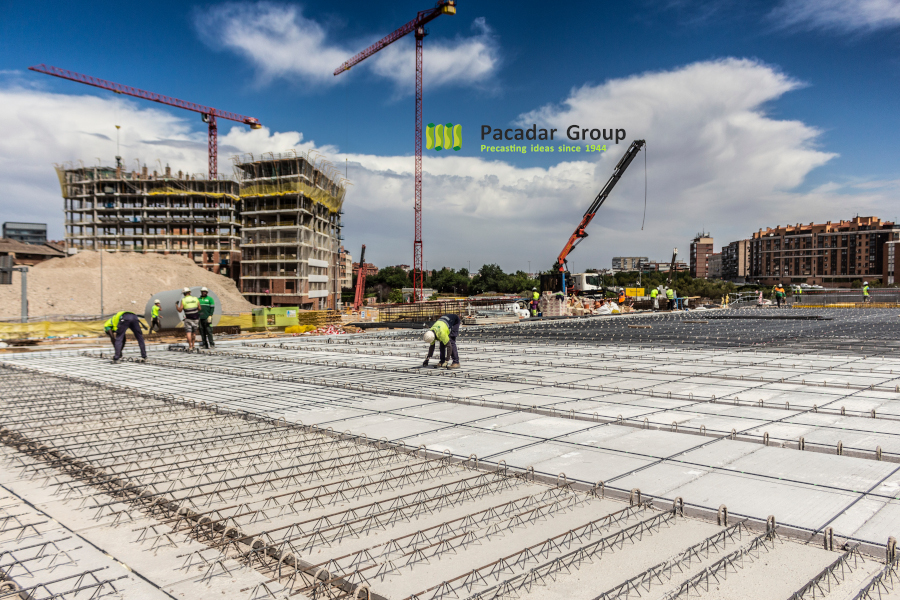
[{"left": 0, "top": 251, "right": 256, "bottom": 319}]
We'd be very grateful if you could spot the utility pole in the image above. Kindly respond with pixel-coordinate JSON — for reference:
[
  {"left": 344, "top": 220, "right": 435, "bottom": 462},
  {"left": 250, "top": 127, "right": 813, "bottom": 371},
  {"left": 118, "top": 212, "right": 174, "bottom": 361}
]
[
  {"left": 100, "top": 248, "right": 104, "bottom": 317},
  {"left": 18, "top": 267, "right": 27, "bottom": 323}
]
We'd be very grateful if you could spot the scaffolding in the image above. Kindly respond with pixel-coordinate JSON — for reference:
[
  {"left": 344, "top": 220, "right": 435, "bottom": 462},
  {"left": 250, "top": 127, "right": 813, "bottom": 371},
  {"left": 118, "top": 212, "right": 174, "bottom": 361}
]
[
  {"left": 58, "top": 164, "right": 241, "bottom": 280},
  {"left": 233, "top": 151, "right": 349, "bottom": 310}
]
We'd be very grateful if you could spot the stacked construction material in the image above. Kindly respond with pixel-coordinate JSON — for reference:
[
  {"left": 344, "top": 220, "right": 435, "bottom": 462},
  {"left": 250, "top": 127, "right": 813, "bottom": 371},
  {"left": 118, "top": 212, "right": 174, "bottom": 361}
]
[
  {"left": 296, "top": 310, "right": 343, "bottom": 327},
  {"left": 539, "top": 292, "right": 566, "bottom": 317}
]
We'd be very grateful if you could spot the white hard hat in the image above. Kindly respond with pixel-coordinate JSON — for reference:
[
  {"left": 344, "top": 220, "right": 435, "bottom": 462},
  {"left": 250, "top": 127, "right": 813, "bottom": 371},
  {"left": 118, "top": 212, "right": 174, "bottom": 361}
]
[
  {"left": 864, "top": 281, "right": 868, "bottom": 284},
  {"left": 182, "top": 287, "right": 191, "bottom": 293},
  {"left": 154, "top": 299, "right": 160, "bottom": 304},
  {"left": 201, "top": 287, "right": 209, "bottom": 292},
  {"left": 423, "top": 330, "right": 435, "bottom": 344}
]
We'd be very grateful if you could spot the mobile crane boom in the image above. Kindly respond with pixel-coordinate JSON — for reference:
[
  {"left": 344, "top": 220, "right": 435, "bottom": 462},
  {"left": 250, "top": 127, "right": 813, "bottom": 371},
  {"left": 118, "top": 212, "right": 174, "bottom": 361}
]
[
  {"left": 553, "top": 139, "right": 645, "bottom": 294},
  {"left": 353, "top": 245, "right": 368, "bottom": 311}
]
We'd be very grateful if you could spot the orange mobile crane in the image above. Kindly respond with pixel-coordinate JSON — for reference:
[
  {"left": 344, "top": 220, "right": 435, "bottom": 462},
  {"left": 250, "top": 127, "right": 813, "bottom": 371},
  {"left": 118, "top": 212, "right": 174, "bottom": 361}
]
[
  {"left": 353, "top": 245, "right": 368, "bottom": 311},
  {"left": 553, "top": 140, "right": 645, "bottom": 294}
]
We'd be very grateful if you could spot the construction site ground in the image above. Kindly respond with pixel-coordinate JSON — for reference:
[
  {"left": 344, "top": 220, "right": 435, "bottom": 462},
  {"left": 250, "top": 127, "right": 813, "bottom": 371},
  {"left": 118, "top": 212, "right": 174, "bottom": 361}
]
[{"left": 0, "top": 307, "right": 898, "bottom": 600}]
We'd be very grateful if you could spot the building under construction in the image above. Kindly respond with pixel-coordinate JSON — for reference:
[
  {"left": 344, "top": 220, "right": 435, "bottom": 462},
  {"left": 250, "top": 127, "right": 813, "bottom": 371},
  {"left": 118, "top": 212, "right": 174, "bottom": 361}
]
[
  {"left": 234, "top": 152, "right": 346, "bottom": 310},
  {"left": 59, "top": 164, "right": 241, "bottom": 280}
]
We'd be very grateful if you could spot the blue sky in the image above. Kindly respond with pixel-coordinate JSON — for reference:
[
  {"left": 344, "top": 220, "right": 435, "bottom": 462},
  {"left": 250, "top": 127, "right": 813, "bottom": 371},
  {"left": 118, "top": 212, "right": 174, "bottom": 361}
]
[{"left": 3, "top": 0, "right": 900, "bottom": 270}]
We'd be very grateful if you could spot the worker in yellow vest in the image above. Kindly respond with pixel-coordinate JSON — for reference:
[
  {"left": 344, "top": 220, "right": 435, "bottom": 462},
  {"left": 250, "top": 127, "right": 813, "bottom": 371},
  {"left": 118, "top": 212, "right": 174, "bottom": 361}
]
[
  {"left": 176, "top": 287, "right": 201, "bottom": 351},
  {"left": 863, "top": 282, "right": 870, "bottom": 303},
  {"left": 531, "top": 287, "right": 539, "bottom": 317},
  {"left": 422, "top": 314, "right": 461, "bottom": 368},
  {"left": 104, "top": 311, "right": 148, "bottom": 363},
  {"left": 650, "top": 287, "right": 659, "bottom": 311},
  {"left": 149, "top": 299, "right": 161, "bottom": 334},
  {"left": 665, "top": 287, "right": 675, "bottom": 310}
]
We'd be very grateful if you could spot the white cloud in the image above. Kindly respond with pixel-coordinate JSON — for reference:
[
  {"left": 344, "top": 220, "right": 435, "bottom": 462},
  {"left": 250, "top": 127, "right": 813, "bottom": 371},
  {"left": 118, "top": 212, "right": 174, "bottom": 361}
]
[
  {"left": 2, "top": 58, "right": 893, "bottom": 273},
  {"left": 368, "top": 18, "right": 499, "bottom": 90},
  {"left": 195, "top": 2, "right": 499, "bottom": 91},
  {"left": 770, "top": 0, "right": 900, "bottom": 33}
]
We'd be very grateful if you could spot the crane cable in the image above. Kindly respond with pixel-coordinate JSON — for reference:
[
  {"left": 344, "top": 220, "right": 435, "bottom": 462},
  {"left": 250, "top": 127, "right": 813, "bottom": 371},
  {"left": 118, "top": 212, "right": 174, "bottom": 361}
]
[{"left": 641, "top": 143, "right": 647, "bottom": 230}]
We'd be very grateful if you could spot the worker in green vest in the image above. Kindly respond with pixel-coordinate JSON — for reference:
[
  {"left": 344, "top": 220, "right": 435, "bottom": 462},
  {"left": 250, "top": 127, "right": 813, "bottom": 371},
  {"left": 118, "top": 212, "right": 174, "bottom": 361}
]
[
  {"left": 198, "top": 287, "right": 215, "bottom": 349},
  {"left": 422, "top": 314, "right": 461, "bottom": 368},
  {"left": 149, "top": 299, "right": 161, "bottom": 334},
  {"left": 176, "top": 287, "right": 201, "bottom": 351},
  {"left": 863, "top": 282, "right": 870, "bottom": 303},
  {"left": 650, "top": 287, "right": 659, "bottom": 311},
  {"left": 795, "top": 286, "right": 802, "bottom": 304},
  {"left": 531, "top": 287, "right": 539, "bottom": 317},
  {"left": 104, "top": 311, "right": 148, "bottom": 363},
  {"left": 665, "top": 287, "right": 675, "bottom": 310}
]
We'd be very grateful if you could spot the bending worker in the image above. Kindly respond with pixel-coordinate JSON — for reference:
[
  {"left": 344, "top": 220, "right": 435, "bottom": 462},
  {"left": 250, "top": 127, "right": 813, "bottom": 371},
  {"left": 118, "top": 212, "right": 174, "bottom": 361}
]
[
  {"left": 198, "top": 287, "right": 215, "bottom": 349},
  {"left": 422, "top": 313, "right": 461, "bottom": 369},
  {"left": 104, "top": 311, "right": 148, "bottom": 363},
  {"left": 149, "top": 299, "right": 161, "bottom": 334},
  {"left": 176, "top": 287, "right": 201, "bottom": 351}
]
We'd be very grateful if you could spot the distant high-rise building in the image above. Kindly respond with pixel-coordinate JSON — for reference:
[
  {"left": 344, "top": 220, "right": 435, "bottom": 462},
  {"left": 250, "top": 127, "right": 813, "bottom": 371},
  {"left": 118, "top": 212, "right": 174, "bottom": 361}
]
[
  {"left": 722, "top": 239, "right": 750, "bottom": 281},
  {"left": 339, "top": 246, "right": 354, "bottom": 290},
  {"left": 707, "top": 253, "right": 722, "bottom": 279},
  {"left": 690, "top": 233, "right": 714, "bottom": 279},
  {"left": 611, "top": 256, "right": 648, "bottom": 272},
  {"left": 3, "top": 222, "right": 47, "bottom": 245}
]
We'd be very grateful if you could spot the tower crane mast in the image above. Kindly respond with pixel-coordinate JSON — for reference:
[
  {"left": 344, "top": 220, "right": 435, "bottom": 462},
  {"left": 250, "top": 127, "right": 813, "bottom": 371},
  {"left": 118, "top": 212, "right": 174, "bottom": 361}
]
[{"left": 334, "top": 1, "right": 457, "bottom": 302}]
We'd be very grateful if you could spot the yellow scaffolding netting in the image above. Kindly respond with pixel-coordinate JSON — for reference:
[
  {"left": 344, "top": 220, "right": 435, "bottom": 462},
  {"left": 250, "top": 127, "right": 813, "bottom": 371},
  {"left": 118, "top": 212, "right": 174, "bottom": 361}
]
[
  {"left": 0, "top": 313, "right": 254, "bottom": 340},
  {"left": 0, "top": 320, "right": 107, "bottom": 340},
  {"left": 240, "top": 180, "right": 345, "bottom": 213},
  {"left": 147, "top": 188, "right": 239, "bottom": 200}
]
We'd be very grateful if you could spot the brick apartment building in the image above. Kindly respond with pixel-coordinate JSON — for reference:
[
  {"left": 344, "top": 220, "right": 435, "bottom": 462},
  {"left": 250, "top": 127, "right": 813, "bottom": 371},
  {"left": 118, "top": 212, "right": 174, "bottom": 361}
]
[
  {"left": 749, "top": 216, "right": 900, "bottom": 286},
  {"left": 690, "top": 233, "right": 714, "bottom": 279}
]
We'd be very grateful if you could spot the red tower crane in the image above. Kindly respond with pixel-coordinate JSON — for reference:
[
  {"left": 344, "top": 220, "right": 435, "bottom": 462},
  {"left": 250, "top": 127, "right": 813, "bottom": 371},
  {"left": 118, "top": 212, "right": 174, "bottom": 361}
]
[
  {"left": 334, "top": 1, "right": 456, "bottom": 302},
  {"left": 28, "top": 64, "right": 262, "bottom": 179}
]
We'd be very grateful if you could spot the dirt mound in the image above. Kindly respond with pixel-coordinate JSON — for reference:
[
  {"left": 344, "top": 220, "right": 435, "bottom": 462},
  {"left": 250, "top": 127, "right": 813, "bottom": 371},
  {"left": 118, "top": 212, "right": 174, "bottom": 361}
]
[{"left": 0, "top": 251, "right": 255, "bottom": 319}]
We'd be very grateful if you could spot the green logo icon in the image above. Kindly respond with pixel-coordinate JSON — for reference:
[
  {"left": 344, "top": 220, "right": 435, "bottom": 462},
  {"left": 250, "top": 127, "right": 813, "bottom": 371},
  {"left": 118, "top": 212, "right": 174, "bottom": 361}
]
[{"left": 426, "top": 123, "right": 462, "bottom": 151}]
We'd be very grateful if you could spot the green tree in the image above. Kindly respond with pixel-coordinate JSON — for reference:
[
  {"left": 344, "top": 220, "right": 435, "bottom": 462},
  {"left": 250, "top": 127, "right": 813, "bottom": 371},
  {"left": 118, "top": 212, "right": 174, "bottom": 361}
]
[{"left": 368, "top": 266, "right": 411, "bottom": 290}]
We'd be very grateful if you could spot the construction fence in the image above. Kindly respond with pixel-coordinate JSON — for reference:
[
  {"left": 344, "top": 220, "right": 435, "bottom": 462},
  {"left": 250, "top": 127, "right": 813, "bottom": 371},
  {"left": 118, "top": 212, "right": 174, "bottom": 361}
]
[{"left": 0, "top": 313, "right": 254, "bottom": 340}]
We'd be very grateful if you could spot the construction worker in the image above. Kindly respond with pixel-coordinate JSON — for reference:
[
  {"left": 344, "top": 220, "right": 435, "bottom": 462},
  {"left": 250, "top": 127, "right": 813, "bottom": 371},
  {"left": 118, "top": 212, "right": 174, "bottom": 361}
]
[
  {"left": 650, "top": 287, "right": 659, "bottom": 311},
  {"left": 531, "top": 287, "right": 539, "bottom": 317},
  {"left": 422, "top": 314, "right": 461, "bottom": 369},
  {"left": 149, "top": 299, "right": 162, "bottom": 334},
  {"left": 104, "top": 311, "right": 148, "bottom": 363},
  {"left": 665, "top": 287, "right": 675, "bottom": 310},
  {"left": 176, "top": 287, "right": 201, "bottom": 351},
  {"left": 617, "top": 288, "right": 626, "bottom": 305},
  {"left": 198, "top": 287, "right": 215, "bottom": 349},
  {"left": 795, "top": 285, "right": 802, "bottom": 304},
  {"left": 863, "top": 281, "right": 870, "bottom": 303},
  {"left": 774, "top": 283, "right": 785, "bottom": 308}
]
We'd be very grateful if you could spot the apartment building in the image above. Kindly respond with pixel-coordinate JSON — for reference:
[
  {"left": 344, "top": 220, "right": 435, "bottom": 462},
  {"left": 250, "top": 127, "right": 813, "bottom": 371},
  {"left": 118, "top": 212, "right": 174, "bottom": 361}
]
[
  {"left": 236, "top": 153, "right": 346, "bottom": 309},
  {"left": 60, "top": 165, "right": 241, "bottom": 280},
  {"left": 611, "top": 256, "right": 648, "bottom": 271},
  {"left": 722, "top": 239, "right": 750, "bottom": 281},
  {"left": 690, "top": 233, "right": 714, "bottom": 279},
  {"left": 749, "top": 216, "right": 900, "bottom": 286}
]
